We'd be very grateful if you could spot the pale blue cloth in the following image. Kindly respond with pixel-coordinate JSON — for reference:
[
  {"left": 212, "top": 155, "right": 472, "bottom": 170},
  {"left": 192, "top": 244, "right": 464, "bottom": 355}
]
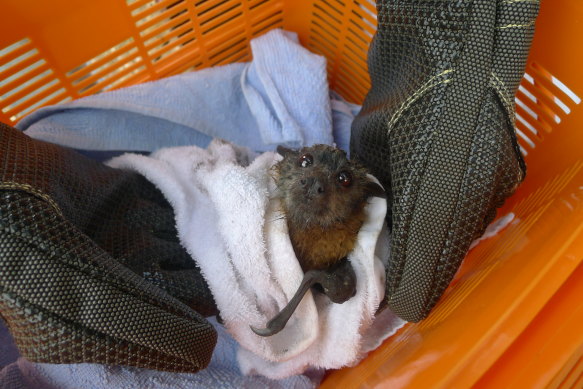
[{"left": 17, "top": 29, "right": 358, "bottom": 155}]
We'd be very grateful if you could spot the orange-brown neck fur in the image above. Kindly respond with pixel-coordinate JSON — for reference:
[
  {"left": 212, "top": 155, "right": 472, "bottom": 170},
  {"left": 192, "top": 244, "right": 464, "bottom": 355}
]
[{"left": 287, "top": 205, "right": 367, "bottom": 271}]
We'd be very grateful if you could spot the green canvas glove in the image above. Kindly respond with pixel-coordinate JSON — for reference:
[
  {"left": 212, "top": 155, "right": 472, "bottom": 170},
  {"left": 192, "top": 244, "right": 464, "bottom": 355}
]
[
  {"left": 351, "top": 0, "right": 539, "bottom": 322},
  {"left": 0, "top": 122, "right": 217, "bottom": 372}
]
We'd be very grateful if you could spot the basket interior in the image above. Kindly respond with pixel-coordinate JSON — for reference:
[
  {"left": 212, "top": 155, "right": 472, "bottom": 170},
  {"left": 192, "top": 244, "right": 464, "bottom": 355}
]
[{"left": 0, "top": 0, "right": 582, "bottom": 387}]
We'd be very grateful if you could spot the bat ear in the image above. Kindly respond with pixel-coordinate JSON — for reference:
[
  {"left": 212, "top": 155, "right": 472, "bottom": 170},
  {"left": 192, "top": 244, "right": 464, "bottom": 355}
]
[
  {"left": 276, "top": 145, "right": 296, "bottom": 157},
  {"left": 365, "top": 181, "right": 386, "bottom": 199}
]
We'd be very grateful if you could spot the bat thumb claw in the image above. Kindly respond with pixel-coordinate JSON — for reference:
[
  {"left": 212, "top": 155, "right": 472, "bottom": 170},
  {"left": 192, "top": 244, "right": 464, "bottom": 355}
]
[{"left": 250, "top": 324, "right": 281, "bottom": 337}]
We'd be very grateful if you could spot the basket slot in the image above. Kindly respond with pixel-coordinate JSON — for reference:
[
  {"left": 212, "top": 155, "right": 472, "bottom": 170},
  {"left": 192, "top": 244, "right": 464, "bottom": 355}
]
[
  {"left": 522, "top": 72, "right": 576, "bottom": 120},
  {"left": 310, "top": 22, "right": 339, "bottom": 46},
  {"left": 81, "top": 61, "right": 147, "bottom": 96},
  {"left": 552, "top": 95, "right": 571, "bottom": 116},
  {"left": 195, "top": 0, "right": 231, "bottom": 16},
  {"left": 67, "top": 39, "right": 137, "bottom": 79},
  {"left": 11, "top": 93, "right": 71, "bottom": 123},
  {"left": 335, "top": 81, "right": 368, "bottom": 105},
  {"left": 141, "top": 12, "right": 192, "bottom": 42},
  {"left": 516, "top": 125, "right": 538, "bottom": 150},
  {"left": 127, "top": 0, "right": 157, "bottom": 13},
  {"left": 249, "top": 0, "right": 271, "bottom": 10},
  {"left": 76, "top": 56, "right": 144, "bottom": 95},
  {"left": 250, "top": 11, "right": 284, "bottom": 37},
  {"left": 136, "top": 3, "right": 189, "bottom": 31},
  {"left": 337, "top": 66, "right": 368, "bottom": 94},
  {"left": 250, "top": 6, "right": 283, "bottom": 25},
  {"left": 251, "top": 7, "right": 283, "bottom": 35},
  {"left": 73, "top": 51, "right": 143, "bottom": 93},
  {"left": 342, "top": 41, "right": 368, "bottom": 72},
  {"left": 199, "top": 5, "right": 244, "bottom": 35},
  {"left": 350, "top": 7, "right": 376, "bottom": 33},
  {"left": 312, "top": 12, "right": 341, "bottom": 34},
  {"left": 337, "top": 64, "right": 369, "bottom": 96},
  {"left": 208, "top": 37, "right": 246, "bottom": 61},
  {"left": 516, "top": 113, "right": 541, "bottom": 139},
  {"left": 2, "top": 81, "right": 65, "bottom": 118},
  {"left": 320, "top": 0, "right": 344, "bottom": 17},
  {"left": 314, "top": 1, "right": 343, "bottom": 25},
  {"left": 338, "top": 52, "right": 368, "bottom": 86},
  {"left": 0, "top": 51, "right": 40, "bottom": 82},
  {"left": 515, "top": 90, "right": 559, "bottom": 127},
  {"left": 198, "top": 0, "right": 239, "bottom": 20},
  {"left": 528, "top": 63, "right": 581, "bottom": 108},
  {"left": 70, "top": 58, "right": 144, "bottom": 96},
  {"left": 207, "top": 30, "right": 247, "bottom": 59},
  {"left": 309, "top": 35, "right": 336, "bottom": 60},
  {"left": 0, "top": 40, "right": 35, "bottom": 69},
  {"left": 150, "top": 44, "right": 200, "bottom": 77},
  {"left": 250, "top": 3, "right": 282, "bottom": 19},
  {"left": 0, "top": 70, "right": 55, "bottom": 108},
  {"left": 348, "top": 15, "right": 375, "bottom": 39},
  {"left": 140, "top": 18, "right": 191, "bottom": 46},
  {"left": 200, "top": 22, "right": 241, "bottom": 49},
  {"left": 356, "top": 0, "right": 376, "bottom": 16},
  {"left": 108, "top": 67, "right": 151, "bottom": 91},
  {"left": 147, "top": 27, "right": 196, "bottom": 58},
  {"left": 344, "top": 32, "right": 369, "bottom": 55},
  {"left": 0, "top": 40, "right": 71, "bottom": 123},
  {"left": 131, "top": 0, "right": 183, "bottom": 19},
  {"left": 0, "top": 61, "right": 50, "bottom": 97},
  {"left": 517, "top": 82, "right": 564, "bottom": 128},
  {"left": 515, "top": 104, "right": 552, "bottom": 134},
  {"left": 99, "top": 63, "right": 149, "bottom": 93},
  {"left": 170, "top": 60, "right": 203, "bottom": 76},
  {"left": 550, "top": 76, "right": 581, "bottom": 106},
  {"left": 334, "top": 77, "right": 366, "bottom": 105},
  {"left": 210, "top": 41, "right": 249, "bottom": 66},
  {"left": 339, "top": 55, "right": 370, "bottom": 87},
  {"left": 518, "top": 84, "right": 537, "bottom": 104},
  {"left": 0, "top": 38, "right": 30, "bottom": 57},
  {"left": 346, "top": 26, "right": 371, "bottom": 47}
]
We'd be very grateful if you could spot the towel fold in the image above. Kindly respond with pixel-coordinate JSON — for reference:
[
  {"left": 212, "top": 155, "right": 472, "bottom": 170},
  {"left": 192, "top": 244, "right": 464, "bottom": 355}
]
[{"left": 107, "top": 140, "right": 405, "bottom": 378}]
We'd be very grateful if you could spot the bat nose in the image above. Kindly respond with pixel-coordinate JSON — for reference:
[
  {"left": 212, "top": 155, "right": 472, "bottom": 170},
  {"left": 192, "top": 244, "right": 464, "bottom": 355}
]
[
  {"left": 304, "top": 178, "right": 325, "bottom": 196},
  {"left": 316, "top": 182, "right": 324, "bottom": 194}
]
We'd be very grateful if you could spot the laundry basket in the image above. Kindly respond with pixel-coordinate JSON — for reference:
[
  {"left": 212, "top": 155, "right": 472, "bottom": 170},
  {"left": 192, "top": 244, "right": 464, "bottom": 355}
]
[{"left": 0, "top": 0, "right": 581, "bottom": 387}]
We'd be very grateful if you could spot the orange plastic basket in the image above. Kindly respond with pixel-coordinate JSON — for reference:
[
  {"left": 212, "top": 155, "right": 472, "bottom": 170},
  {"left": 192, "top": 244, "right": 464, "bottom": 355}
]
[{"left": 1, "top": 0, "right": 581, "bottom": 387}]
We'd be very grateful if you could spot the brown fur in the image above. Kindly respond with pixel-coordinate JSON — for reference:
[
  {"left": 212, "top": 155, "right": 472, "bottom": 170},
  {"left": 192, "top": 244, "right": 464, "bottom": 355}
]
[{"left": 272, "top": 144, "right": 383, "bottom": 271}]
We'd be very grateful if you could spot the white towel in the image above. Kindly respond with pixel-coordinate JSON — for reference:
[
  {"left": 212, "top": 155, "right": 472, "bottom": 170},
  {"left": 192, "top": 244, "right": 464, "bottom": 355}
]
[{"left": 107, "top": 140, "right": 405, "bottom": 379}]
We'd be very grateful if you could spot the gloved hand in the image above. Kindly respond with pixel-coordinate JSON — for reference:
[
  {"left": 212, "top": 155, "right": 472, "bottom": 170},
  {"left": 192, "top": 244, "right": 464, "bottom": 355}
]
[
  {"left": 351, "top": 0, "right": 539, "bottom": 322},
  {"left": 0, "top": 122, "right": 217, "bottom": 372}
]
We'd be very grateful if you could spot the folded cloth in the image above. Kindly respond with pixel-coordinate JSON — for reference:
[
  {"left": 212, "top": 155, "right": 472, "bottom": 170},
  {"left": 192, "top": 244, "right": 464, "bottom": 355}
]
[
  {"left": 107, "top": 140, "right": 405, "bottom": 379},
  {"left": 16, "top": 29, "right": 344, "bottom": 154}
]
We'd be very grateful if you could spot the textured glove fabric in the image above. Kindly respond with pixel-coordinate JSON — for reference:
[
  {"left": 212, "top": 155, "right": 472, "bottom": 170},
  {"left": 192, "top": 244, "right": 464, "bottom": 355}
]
[
  {"left": 351, "top": 0, "right": 539, "bottom": 322},
  {"left": 0, "top": 122, "right": 218, "bottom": 372}
]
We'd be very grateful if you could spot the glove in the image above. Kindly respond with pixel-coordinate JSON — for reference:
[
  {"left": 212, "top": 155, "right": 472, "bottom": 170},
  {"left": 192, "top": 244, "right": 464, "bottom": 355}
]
[
  {"left": 351, "top": 0, "right": 539, "bottom": 322},
  {"left": 0, "top": 122, "right": 217, "bottom": 372}
]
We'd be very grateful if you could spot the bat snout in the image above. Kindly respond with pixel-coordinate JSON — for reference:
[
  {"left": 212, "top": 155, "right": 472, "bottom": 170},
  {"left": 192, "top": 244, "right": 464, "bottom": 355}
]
[{"left": 303, "top": 177, "right": 326, "bottom": 198}]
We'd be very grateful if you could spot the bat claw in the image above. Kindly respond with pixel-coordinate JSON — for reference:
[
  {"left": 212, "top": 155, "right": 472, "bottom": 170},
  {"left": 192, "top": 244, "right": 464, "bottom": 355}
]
[{"left": 250, "top": 324, "right": 280, "bottom": 337}]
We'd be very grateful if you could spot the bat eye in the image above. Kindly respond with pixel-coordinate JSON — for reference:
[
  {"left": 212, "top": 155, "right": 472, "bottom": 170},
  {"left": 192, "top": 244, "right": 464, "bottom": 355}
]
[
  {"left": 338, "top": 171, "right": 352, "bottom": 187},
  {"left": 299, "top": 154, "right": 313, "bottom": 168}
]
